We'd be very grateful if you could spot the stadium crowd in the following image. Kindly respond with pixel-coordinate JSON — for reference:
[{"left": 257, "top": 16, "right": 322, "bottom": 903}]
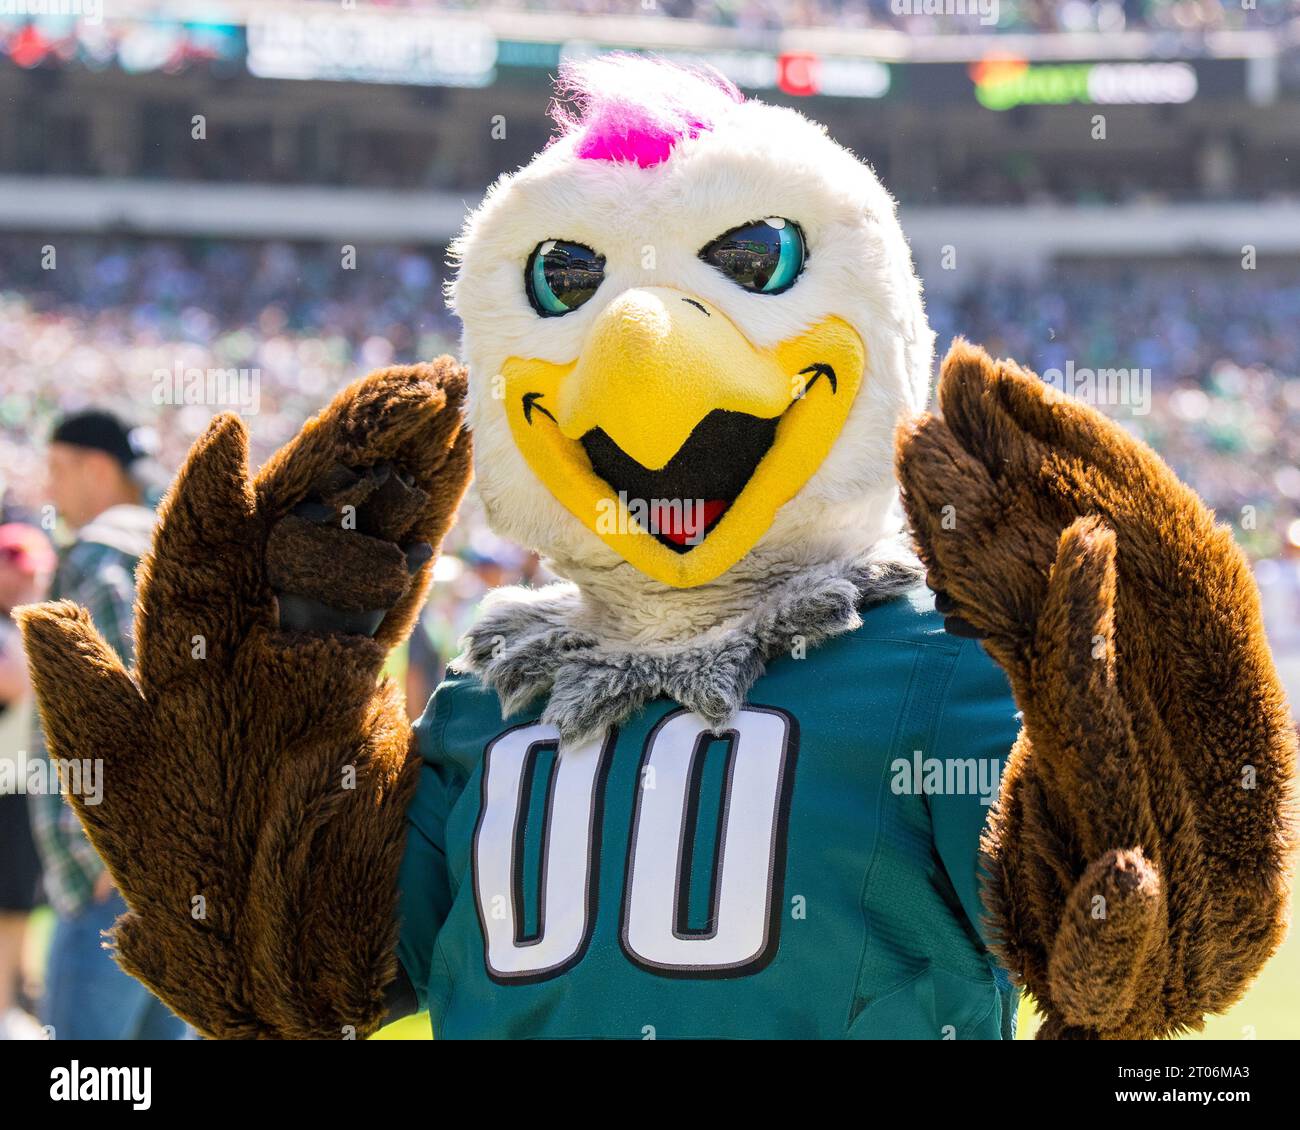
[{"left": 1, "top": 234, "right": 1298, "bottom": 568}]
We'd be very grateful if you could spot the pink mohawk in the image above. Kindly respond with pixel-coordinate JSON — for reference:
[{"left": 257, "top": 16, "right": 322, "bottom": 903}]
[{"left": 551, "top": 54, "right": 744, "bottom": 169}]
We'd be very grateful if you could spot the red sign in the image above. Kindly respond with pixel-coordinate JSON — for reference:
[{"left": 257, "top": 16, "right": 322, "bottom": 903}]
[{"left": 777, "top": 52, "right": 820, "bottom": 97}]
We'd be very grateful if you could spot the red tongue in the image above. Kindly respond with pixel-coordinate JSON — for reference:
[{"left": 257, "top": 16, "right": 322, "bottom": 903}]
[{"left": 653, "top": 499, "right": 729, "bottom": 546}]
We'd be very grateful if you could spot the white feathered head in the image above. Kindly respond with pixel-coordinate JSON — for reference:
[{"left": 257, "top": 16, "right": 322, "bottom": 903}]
[{"left": 450, "top": 55, "right": 933, "bottom": 590}]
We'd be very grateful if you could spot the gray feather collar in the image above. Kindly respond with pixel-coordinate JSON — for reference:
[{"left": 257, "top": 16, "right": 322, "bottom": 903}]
[{"left": 451, "top": 539, "right": 923, "bottom": 745}]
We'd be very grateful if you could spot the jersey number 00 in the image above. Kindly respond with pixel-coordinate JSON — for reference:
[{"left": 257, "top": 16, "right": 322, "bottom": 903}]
[{"left": 472, "top": 707, "right": 798, "bottom": 983}]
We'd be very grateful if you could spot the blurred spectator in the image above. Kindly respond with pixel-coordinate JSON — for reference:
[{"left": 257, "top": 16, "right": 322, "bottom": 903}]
[
  {"left": 405, "top": 527, "right": 544, "bottom": 718},
  {"left": 28, "top": 410, "right": 187, "bottom": 1040},
  {"left": 0, "top": 522, "right": 55, "bottom": 1041}
]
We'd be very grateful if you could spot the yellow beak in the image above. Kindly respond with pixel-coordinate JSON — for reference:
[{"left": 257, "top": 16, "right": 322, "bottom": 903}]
[
  {"left": 557, "top": 288, "right": 808, "bottom": 469},
  {"left": 504, "top": 287, "right": 865, "bottom": 588}
]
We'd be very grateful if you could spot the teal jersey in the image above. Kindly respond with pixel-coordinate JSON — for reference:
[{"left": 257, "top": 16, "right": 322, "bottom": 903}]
[{"left": 395, "top": 585, "right": 1022, "bottom": 1039}]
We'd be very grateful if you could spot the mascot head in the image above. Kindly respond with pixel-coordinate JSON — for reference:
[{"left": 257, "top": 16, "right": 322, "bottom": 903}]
[{"left": 450, "top": 55, "right": 933, "bottom": 594}]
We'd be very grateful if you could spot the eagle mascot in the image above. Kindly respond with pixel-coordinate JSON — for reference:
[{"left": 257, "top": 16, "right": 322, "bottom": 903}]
[{"left": 19, "top": 56, "right": 1296, "bottom": 1040}]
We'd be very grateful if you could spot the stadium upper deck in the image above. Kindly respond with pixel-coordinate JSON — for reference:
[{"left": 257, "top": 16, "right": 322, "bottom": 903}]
[{"left": 74, "top": 0, "right": 1300, "bottom": 37}]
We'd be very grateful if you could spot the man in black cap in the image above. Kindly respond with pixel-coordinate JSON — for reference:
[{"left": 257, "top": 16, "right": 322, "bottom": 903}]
[
  {"left": 46, "top": 410, "right": 148, "bottom": 532},
  {"left": 28, "top": 409, "right": 186, "bottom": 1039}
]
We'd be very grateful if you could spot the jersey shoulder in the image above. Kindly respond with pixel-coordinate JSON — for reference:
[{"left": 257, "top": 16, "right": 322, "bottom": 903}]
[
  {"left": 412, "top": 667, "right": 522, "bottom": 776},
  {"left": 832, "top": 584, "right": 1017, "bottom": 734}
]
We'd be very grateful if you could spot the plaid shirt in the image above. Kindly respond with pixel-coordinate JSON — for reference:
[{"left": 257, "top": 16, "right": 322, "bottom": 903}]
[{"left": 29, "top": 515, "right": 147, "bottom": 917}]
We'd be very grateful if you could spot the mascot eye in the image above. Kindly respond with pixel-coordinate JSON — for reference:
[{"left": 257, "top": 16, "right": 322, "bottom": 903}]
[
  {"left": 525, "top": 240, "right": 605, "bottom": 316},
  {"left": 699, "top": 218, "right": 806, "bottom": 294}
]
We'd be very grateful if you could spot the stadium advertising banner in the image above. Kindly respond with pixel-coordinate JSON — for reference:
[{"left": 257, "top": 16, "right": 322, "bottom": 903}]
[
  {"left": 246, "top": 10, "right": 497, "bottom": 87},
  {"left": 0, "top": 14, "right": 243, "bottom": 74},
  {"left": 554, "top": 42, "right": 891, "bottom": 99},
  {"left": 0, "top": 13, "right": 1266, "bottom": 107},
  {"left": 968, "top": 57, "right": 1198, "bottom": 110}
]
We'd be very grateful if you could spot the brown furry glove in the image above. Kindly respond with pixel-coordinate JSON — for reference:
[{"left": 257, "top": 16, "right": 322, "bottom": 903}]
[
  {"left": 896, "top": 340, "right": 1297, "bottom": 1040},
  {"left": 17, "top": 359, "right": 471, "bottom": 1039}
]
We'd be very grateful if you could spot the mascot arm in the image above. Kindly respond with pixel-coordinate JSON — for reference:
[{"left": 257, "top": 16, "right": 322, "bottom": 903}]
[
  {"left": 896, "top": 341, "right": 1297, "bottom": 1040},
  {"left": 18, "top": 361, "right": 471, "bottom": 1040}
]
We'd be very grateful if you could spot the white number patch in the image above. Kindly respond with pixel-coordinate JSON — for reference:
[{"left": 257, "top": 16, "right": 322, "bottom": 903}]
[
  {"left": 472, "top": 707, "right": 797, "bottom": 984},
  {"left": 472, "top": 724, "right": 612, "bottom": 982},
  {"left": 623, "top": 707, "right": 795, "bottom": 973}
]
